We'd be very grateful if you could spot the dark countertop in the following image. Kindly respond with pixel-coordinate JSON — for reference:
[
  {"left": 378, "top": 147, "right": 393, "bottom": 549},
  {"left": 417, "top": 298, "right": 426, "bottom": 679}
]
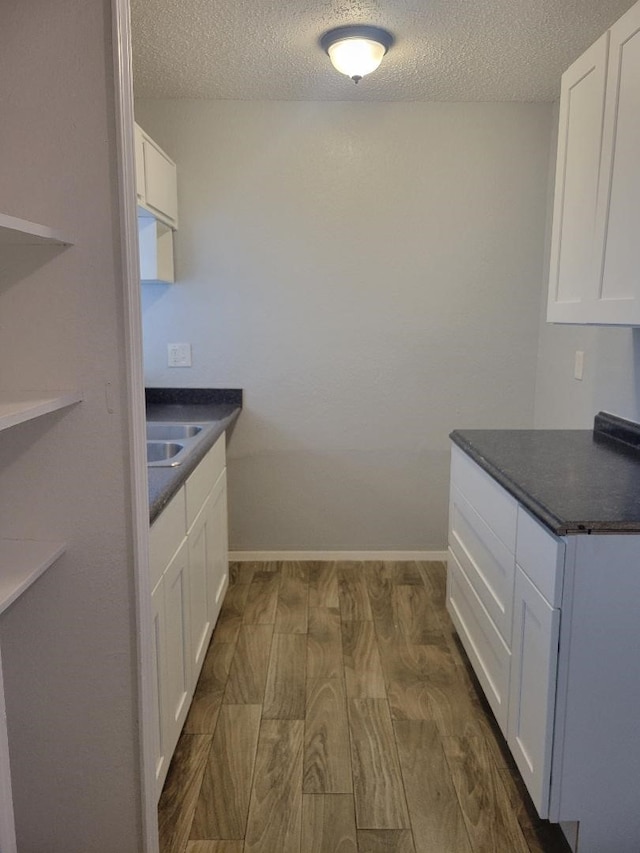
[
  {"left": 146, "top": 389, "right": 242, "bottom": 524},
  {"left": 450, "top": 412, "right": 640, "bottom": 536}
]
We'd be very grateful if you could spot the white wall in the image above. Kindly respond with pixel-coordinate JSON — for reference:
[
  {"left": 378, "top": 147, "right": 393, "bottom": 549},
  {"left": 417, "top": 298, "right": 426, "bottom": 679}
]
[
  {"left": 534, "top": 324, "right": 640, "bottom": 428},
  {"left": 136, "top": 100, "right": 552, "bottom": 551},
  {"left": 0, "top": 1, "right": 143, "bottom": 849}
]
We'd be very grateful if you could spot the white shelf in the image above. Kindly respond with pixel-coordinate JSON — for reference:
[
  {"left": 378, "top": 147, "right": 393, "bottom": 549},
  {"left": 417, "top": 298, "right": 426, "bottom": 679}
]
[
  {"left": 0, "top": 213, "right": 71, "bottom": 246},
  {"left": 0, "top": 539, "right": 66, "bottom": 615},
  {"left": 0, "top": 391, "right": 83, "bottom": 432}
]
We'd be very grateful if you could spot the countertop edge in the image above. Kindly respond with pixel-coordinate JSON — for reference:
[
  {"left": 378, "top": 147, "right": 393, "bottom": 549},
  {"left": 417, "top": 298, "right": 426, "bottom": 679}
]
[
  {"left": 450, "top": 429, "right": 640, "bottom": 535},
  {"left": 148, "top": 406, "right": 241, "bottom": 524},
  {"left": 450, "top": 431, "right": 570, "bottom": 536}
]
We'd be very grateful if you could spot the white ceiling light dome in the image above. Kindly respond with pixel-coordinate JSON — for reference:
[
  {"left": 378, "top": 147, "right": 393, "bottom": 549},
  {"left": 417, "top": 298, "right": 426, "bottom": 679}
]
[{"left": 320, "top": 25, "right": 394, "bottom": 83}]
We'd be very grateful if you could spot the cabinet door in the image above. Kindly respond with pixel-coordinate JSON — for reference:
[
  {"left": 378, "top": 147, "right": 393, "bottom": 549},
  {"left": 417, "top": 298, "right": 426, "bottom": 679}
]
[
  {"left": 143, "top": 137, "right": 178, "bottom": 228},
  {"left": 150, "top": 576, "right": 169, "bottom": 798},
  {"left": 149, "top": 487, "right": 185, "bottom": 590},
  {"left": 163, "top": 537, "right": 191, "bottom": 760},
  {"left": 508, "top": 567, "right": 560, "bottom": 818},
  {"left": 188, "top": 495, "right": 213, "bottom": 685},
  {"left": 593, "top": 2, "right": 640, "bottom": 324},
  {"left": 208, "top": 469, "right": 229, "bottom": 628},
  {"left": 547, "top": 34, "right": 609, "bottom": 324}
]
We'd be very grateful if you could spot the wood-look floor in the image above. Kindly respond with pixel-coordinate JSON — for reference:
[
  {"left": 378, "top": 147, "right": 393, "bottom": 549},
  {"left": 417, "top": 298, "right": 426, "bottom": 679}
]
[{"left": 159, "top": 561, "right": 571, "bottom": 853}]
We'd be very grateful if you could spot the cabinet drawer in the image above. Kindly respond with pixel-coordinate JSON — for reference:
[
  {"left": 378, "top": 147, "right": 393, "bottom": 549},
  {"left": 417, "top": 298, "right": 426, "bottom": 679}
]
[
  {"left": 451, "top": 444, "right": 517, "bottom": 552},
  {"left": 186, "top": 433, "right": 226, "bottom": 529},
  {"left": 449, "top": 486, "right": 514, "bottom": 644},
  {"left": 516, "top": 509, "right": 565, "bottom": 606},
  {"left": 150, "top": 488, "right": 186, "bottom": 589},
  {"left": 447, "top": 549, "right": 511, "bottom": 735}
]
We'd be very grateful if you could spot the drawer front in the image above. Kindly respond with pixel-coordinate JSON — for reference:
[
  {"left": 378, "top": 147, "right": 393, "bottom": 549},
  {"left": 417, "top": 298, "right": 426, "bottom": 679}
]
[
  {"left": 447, "top": 549, "right": 511, "bottom": 735},
  {"left": 516, "top": 508, "right": 565, "bottom": 606},
  {"left": 451, "top": 444, "right": 517, "bottom": 552},
  {"left": 450, "top": 486, "right": 515, "bottom": 645},
  {"left": 186, "top": 433, "right": 226, "bottom": 530},
  {"left": 150, "top": 487, "right": 186, "bottom": 589}
]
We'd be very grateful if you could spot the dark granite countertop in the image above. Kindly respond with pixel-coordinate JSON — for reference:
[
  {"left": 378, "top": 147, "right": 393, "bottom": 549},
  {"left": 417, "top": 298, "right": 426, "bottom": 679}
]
[
  {"left": 146, "top": 389, "right": 242, "bottom": 524},
  {"left": 450, "top": 412, "right": 640, "bottom": 536}
]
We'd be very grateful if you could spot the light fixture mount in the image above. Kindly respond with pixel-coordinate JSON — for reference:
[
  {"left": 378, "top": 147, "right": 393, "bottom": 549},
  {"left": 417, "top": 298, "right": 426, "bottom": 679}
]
[{"left": 320, "top": 25, "right": 394, "bottom": 83}]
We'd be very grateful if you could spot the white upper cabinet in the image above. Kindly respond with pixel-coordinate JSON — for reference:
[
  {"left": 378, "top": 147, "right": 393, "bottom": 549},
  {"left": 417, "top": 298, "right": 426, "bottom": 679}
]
[
  {"left": 134, "top": 126, "right": 146, "bottom": 206},
  {"left": 135, "top": 123, "right": 178, "bottom": 229},
  {"left": 593, "top": 2, "right": 640, "bottom": 324},
  {"left": 547, "top": 0, "right": 640, "bottom": 325},
  {"left": 135, "top": 122, "right": 178, "bottom": 283},
  {"left": 138, "top": 218, "right": 175, "bottom": 285},
  {"left": 547, "top": 35, "right": 608, "bottom": 323}
]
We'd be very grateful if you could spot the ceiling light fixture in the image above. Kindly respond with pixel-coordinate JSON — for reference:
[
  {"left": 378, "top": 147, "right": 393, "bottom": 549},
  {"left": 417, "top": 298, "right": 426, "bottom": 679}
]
[{"left": 320, "top": 25, "right": 394, "bottom": 84}]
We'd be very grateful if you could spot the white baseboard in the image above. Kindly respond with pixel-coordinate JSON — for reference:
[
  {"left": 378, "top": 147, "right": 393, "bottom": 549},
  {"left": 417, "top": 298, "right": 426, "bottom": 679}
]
[{"left": 228, "top": 550, "right": 448, "bottom": 562}]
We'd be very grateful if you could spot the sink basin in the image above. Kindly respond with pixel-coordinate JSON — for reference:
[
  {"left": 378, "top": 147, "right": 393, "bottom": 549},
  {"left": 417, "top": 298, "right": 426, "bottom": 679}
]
[
  {"left": 146, "top": 423, "right": 203, "bottom": 441},
  {"left": 147, "top": 441, "right": 184, "bottom": 464},
  {"left": 145, "top": 420, "right": 218, "bottom": 467}
]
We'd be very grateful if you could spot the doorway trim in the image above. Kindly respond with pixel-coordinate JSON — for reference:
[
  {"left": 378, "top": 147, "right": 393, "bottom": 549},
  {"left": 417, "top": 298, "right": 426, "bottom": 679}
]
[{"left": 111, "top": 0, "right": 159, "bottom": 850}]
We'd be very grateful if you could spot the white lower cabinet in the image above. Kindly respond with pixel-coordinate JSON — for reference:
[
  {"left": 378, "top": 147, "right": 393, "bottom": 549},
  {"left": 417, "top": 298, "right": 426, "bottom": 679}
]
[
  {"left": 150, "top": 575, "right": 168, "bottom": 794},
  {"left": 507, "top": 566, "right": 560, "bottom": 818},
  {"left": 448, "top": 443, "right": 640, "bottom": 852},
  {"left": 149, "top": 434, "right": 229, "bottom": 797},
  {"left": 187, "top": 494, "right": 214, "bottom": 681},
  {"left": 448, "top": 445, "right": 561, "bottom": 816},
  {"left": 163, "top": 538, "right": 191, "bottom": 759},
  {"left": 208, "top": 469, "right": 229, "bottom": 627}
]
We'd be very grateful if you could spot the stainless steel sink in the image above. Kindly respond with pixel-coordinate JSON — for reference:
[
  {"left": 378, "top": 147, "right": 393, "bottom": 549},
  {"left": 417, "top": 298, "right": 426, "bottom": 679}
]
[
  {"left": 146, "top": 423, "right": 203, "bottom": 441},
  {"left": 147, "top": 441, "right": 184, "bottom": 465},
  {"left": 145, "top": 421, "right": 218, "bottom": 467}
]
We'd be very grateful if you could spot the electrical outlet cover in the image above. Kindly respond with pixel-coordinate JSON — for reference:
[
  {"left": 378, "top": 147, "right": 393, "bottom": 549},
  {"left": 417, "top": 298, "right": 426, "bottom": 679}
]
[{"left": 168, "top": 343, "right": 192, "bottom": 367}]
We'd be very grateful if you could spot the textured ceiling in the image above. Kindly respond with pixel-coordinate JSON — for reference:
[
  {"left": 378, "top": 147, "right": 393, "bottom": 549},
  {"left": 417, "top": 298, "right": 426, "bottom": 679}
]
[{"left": 131, "top": 0, "right": 636, "bottom": 102}]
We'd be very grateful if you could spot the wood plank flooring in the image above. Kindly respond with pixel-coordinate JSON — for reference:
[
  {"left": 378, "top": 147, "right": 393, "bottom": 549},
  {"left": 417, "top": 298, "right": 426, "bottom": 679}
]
[{"left": 158, "top": 561, "right": 571, "bottom": 853}]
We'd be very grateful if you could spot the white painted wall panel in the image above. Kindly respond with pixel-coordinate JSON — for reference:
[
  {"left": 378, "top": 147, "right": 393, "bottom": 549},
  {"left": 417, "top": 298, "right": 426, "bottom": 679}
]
[{"left": 136, "top": 100, "right": 552, "bottom": 550}]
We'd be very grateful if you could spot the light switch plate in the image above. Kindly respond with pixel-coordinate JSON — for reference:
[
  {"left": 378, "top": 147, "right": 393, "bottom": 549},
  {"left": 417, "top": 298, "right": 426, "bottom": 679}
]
[
  {"left": 574, "top": 350, "right": 584, "bottom": 381},
  {"left": 168, "top": 342, "right": 192, "bottom": 367}
]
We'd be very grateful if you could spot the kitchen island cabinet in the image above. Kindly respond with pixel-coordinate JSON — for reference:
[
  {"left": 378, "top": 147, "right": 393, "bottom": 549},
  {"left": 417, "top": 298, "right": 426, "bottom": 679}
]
[{"left": 448, "top": 414, "right": 640, "bottom": 852}]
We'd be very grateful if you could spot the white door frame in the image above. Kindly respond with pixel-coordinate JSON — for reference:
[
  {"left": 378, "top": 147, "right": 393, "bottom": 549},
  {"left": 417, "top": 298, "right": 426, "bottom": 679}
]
[{"left": 111, "top": 1, "right": 159, "bottom": 850}]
